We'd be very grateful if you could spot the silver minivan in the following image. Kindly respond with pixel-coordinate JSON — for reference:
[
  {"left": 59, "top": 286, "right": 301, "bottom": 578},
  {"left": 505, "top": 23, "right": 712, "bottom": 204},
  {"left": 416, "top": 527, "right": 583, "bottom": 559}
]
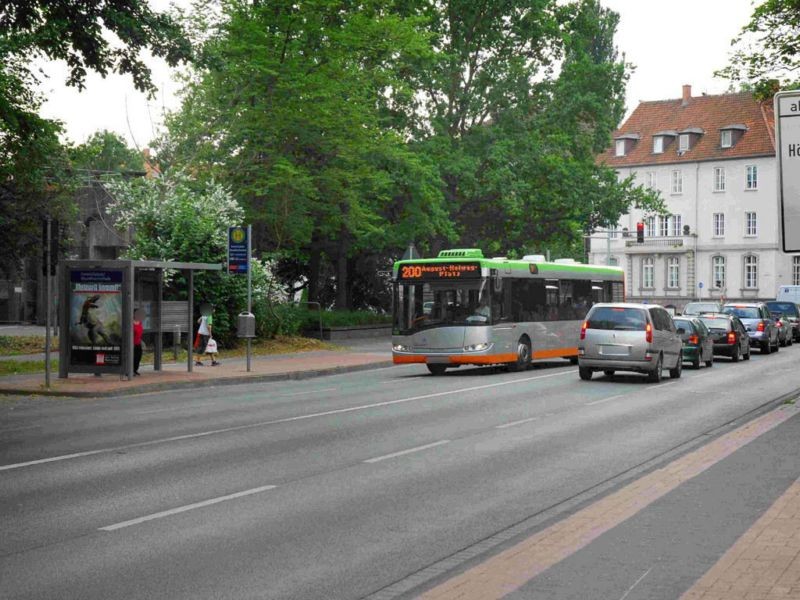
[{"left": 578, "top": 303, "right": 683, "bottom": 382}]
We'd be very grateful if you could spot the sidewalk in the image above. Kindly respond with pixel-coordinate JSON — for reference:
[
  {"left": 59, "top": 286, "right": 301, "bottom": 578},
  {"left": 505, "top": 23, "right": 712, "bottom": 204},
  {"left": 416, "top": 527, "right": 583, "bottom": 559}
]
[{"left": 0, "top": 348, "right": 393, "bottom": 398}]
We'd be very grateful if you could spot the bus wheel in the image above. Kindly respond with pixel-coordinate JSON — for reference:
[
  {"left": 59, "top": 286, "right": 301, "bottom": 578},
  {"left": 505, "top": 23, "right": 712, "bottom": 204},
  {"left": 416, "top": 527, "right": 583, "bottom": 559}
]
[
  {"left": 427, "top": 364, "right": 447, "bottom": 376},
  {"left": 507, "top": 338, "right": 531, "bottom": 372}
]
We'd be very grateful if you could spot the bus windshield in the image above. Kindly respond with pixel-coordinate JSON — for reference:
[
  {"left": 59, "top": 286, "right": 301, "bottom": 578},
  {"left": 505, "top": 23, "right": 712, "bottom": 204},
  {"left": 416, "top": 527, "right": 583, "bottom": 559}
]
[{"left": 394, "top": 279, "right": 493, "bottom": 334}]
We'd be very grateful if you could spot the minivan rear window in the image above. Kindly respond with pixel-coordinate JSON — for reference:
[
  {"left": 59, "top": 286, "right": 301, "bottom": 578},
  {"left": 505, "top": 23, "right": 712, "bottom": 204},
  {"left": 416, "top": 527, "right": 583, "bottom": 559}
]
[
  {"left": 722, "top": 306, "right": 760, "bottom": 319},
  {"left": 586, "top": 307, "right": 647, "bottom": 330}
]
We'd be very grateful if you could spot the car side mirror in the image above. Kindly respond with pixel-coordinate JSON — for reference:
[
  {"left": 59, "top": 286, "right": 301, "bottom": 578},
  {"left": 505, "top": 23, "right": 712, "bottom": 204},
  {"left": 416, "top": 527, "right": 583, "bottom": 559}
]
[{"left": 676, "top": 327, "right": 686, "bottom": 335}]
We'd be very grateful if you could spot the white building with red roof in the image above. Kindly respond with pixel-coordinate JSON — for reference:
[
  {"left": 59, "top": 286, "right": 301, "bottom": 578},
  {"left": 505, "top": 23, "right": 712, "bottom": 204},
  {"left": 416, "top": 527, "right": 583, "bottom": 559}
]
[{"left": 592, "top": 85, "right": 798, "bottom": 308}]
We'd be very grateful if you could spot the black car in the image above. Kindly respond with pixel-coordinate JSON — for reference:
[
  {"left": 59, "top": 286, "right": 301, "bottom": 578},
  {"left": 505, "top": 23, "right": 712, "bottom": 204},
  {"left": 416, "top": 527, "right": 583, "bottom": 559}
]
[
  {"left": 697, "top": 313, "right": 751, "bottom": 362},
  {"left": 673, "top": 316, "right": 714, "bottom": 369},
  {"left": 765, "top": 301, "right": 800, "bottom": 342}
]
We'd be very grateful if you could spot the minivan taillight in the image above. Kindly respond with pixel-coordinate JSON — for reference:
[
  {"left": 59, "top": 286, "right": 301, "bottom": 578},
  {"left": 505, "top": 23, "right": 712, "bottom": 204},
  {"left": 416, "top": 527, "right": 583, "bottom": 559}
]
[
  {"left": 645, "top": 322, "right": 653, "bottom": 343},
  {"left": 757, "top": 321, "right": 766, "bottom": 332},
  {"left": 580, "top": 320, "right": 588, "bottom": 340},
  {"left": 727, "top": 331, "right": 736, "bottom": 344}
]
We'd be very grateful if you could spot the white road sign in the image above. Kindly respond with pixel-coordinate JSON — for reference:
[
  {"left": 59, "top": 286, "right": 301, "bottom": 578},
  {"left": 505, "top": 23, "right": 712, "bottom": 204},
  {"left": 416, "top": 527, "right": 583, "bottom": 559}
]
[{"left": 776, "top": 91, "right": 800, "bottom": 252}]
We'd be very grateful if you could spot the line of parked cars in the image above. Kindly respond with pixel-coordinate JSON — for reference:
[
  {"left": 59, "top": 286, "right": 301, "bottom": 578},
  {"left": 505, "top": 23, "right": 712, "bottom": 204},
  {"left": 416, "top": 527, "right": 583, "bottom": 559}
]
[{"left": 577, "top": 295, "right": 800, "bottom": 383}]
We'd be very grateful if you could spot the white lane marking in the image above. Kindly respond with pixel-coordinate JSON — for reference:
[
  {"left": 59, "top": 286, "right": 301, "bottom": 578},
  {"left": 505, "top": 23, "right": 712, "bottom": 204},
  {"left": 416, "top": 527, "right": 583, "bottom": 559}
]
[
  {"left": 99, "top": 484, "right": 277, "bottom": 531},
  {"left": 0, "top": 424, "right": 39, "bottom": 434},
  {"left": 364, "top": 440, "right": 450, "bottom": 463},
  {"left": 585, "top": 394, "right": 627, "bottom": 406},
  {"left": 496, "top": 417, "right": 538, "bottom": 429},
  {"left": 0, "top": 369, "right": 574, "bottom": 472},
  {"left": 618, "top": 566, "right": 653, "bottom": 600},
  {"left": 280, "top": 387, "right": 336, "bottom": 397}
]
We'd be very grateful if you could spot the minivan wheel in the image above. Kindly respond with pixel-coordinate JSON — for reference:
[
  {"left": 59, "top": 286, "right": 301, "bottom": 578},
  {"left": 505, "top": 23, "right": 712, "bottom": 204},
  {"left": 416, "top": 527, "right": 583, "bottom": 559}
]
[
  {"left": 647, "top": 355, "right": 663, "bottom": 383},
  {"left": 669, "top": 354, "right": 682, "bottom": 379},
  {"left": 578, "top": 367, "right": 593, "bottom": 381},
  {"left": 762, "top": 341, "right": 771, "bottom": 355}
]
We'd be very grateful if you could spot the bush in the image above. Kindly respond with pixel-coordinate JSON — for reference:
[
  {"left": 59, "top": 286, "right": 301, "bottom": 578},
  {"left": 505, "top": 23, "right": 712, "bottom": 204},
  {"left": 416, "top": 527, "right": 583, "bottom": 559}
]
[{"left": 252, "top": 301, "right": 305, "bottom": 338}]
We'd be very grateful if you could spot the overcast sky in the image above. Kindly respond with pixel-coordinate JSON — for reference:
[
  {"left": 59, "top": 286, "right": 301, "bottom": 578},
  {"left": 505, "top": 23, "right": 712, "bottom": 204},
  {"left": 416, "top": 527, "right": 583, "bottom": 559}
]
[{"left": 36, "top": 0, "right": 758, "bottom": 149}]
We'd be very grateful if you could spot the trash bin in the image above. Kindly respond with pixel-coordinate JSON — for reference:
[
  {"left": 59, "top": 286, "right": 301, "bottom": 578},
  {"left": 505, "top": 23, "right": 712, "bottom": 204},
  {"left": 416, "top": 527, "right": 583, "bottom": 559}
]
[{"left": 237, "top": 312, "right": 256, "bottom": 338}]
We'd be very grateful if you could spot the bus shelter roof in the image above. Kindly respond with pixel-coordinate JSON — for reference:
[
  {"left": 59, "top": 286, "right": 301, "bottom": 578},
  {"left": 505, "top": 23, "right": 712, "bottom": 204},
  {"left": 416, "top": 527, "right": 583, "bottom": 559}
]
[{"left": 63, "top": 259, "right": 222, "bottom": 271}]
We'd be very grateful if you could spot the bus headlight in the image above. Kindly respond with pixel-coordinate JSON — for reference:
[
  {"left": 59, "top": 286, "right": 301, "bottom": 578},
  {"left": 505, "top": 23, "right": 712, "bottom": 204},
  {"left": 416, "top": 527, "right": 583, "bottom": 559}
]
[
  {"left": 464, "top": 343, "right": 490, "bottom": 352},
  {"left": 393, "top": 344, "right": 411, "bottom": 352}
]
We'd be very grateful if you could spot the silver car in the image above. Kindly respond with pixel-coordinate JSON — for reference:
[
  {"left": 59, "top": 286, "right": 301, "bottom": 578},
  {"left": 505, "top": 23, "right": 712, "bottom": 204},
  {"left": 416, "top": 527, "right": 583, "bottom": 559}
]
[
  {"left": 578, "top": 303, "right": 683, "bottom": 382},
  {"left": 721, "top": 302, "right": 779, "bottom": 354}
]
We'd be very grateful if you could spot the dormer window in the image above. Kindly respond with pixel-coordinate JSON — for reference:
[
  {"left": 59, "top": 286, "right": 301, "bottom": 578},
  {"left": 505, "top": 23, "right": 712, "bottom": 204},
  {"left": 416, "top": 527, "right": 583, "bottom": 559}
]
[
  {"left": 652, "top": 130, "right": 677, "bottom": 154},
  {"left": 677, "top": 128, "right": 703, "bottom": 154},
  {"left": 720, "top": 124, "right": 747, "bottom": 149},
  {"left": 613, "top": 133, "right": 640, "bottom": 157}
]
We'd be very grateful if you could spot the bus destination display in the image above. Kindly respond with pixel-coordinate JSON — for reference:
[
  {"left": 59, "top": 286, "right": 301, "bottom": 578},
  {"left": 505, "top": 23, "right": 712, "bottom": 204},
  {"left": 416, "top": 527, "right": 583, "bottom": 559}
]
[{"left": 398, "top": 262, "right": 481, "bottom": 280}]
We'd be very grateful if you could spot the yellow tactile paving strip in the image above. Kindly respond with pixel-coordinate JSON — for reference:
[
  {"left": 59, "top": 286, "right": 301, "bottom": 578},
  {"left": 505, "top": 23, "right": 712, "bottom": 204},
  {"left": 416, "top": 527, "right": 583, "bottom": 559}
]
[
  {"left": 681, "top": 478, "right": 800, "bottom": 600},
  {"left": 418, "top": 405, "right": 798, "bottom": 600}
]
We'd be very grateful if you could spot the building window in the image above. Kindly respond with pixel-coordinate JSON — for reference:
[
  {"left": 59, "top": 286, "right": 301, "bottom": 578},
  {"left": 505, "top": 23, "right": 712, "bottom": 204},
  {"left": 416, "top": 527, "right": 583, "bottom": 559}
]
[
  {"left": 615, "top": 140, "right": 626, "bottom": 157},
  {"left": 713, "top": 213, "right": 725, "bottom": 237},
  {"left": 653, "top": 136, "right": 664, "bottom": 154},
  {"left": 794, "top": 256, "right": 800, "bottom": 285},
  {"left": 745, "top": 212, "right": 757, "bottom": 236},
  {"left": 608, "top": 225, "right": 618, "bottom": 239},
  {"left": 671, "top": 170, "right": 683, "bottom": 194},
  {"left": 659, "top": 215, "right": 669, "bottom": 237},
  {"left": 713, "top": 167, "right": 726, "bottom": 192},
  {"left": 667, "top": 257, "right": 680, "bottom": 288},
  {"left": 643, "top": 257, "right": 655, "bottom": 289},
  {"left": 609, "top": 256, "right": 619, "bottom": 267},
  {"left": 679, "top": 134, "right": 690, "bottom": 152},
  {"left": 646, "top": 171, "right": 657, "bottom": 189},
  {"left": 746, "top": 165, "right": 758, "bottom": 190},
  {"left": 670, "top": 215, "right": 683, "bottom": 237},
  {"left": 744, "top": 255, "right": 758, "bottom": 289},
  {"left": 721, "top": 129, "right": 732, "bottom": 148},
  {"left": 713, "top": 256, "right": 726, "bottom": 289},
  {"left": 644, "top": 216, "right": 655, "bottom": 237}
]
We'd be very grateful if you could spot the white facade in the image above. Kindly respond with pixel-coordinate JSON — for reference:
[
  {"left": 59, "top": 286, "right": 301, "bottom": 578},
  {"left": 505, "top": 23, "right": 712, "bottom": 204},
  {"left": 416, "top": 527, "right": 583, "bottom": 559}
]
[{"left": 590, "top": 157, "right": 800, "bottom": 307}]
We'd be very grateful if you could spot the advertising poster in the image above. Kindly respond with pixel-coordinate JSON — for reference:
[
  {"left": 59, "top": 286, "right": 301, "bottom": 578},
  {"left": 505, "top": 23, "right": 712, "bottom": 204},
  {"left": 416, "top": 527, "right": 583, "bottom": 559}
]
[{"left": 69, "top": 270, "right": 123, "bottom": 368}]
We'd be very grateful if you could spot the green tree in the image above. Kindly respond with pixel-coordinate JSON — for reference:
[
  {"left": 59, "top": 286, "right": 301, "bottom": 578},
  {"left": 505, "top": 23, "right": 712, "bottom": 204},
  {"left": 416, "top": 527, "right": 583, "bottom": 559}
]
[
  {"left": 717, "top": 0, "right": 800, "bottom": 96},
  {"left": 1, "top": 0, "right": 191, "bottom": 273},
  {"left": 160, "top": 0, "right": 452, "bottom": 308},
  {"left": 106, "top": 170, "right": 267, "bottom": 343},
  {"left": 407, "top": 0, "right": 662, "bottom": 254},
  {"left": 68, "top": 130, "right": 145, "bottom": 173}
]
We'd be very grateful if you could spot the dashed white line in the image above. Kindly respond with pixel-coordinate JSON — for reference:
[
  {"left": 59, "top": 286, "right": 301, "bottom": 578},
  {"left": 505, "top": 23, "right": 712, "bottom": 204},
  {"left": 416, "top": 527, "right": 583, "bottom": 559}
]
[
  {"left": 496, "top": 417, "right": 538, "bottom": 429},
  {"left": 364, "top": 440, "right": 450, "bottom": 463},
  {"left": 0, "top": 369, "right": 573, "bottom": 472},
  {"left": 280, "top": 387, "right": 336, "bottom": 397},
  {"left": 585, "top": 394, "right": 627, "bottom": 406},
  {"left": 99, "top": 484, "right": 277, "bottom": 531}
]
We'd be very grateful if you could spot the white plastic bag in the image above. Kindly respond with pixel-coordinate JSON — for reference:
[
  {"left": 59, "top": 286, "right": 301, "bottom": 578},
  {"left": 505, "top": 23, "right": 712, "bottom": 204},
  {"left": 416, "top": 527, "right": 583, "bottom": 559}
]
[{"left": 205, "top": 338, "right": 218, "bottom": 354}]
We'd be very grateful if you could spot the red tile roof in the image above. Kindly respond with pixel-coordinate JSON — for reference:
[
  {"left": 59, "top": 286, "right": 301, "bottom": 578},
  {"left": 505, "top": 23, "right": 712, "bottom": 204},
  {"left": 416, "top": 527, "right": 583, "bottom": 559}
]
[{"left": 598, "top": 90, "right": 775, "bottom": 167}]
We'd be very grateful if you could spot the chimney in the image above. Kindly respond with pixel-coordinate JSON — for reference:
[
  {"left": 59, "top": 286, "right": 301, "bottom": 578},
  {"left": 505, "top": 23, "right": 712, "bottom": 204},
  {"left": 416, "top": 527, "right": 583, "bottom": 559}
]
[{"left": 682, "top": 84, "right": 691, "bottom": 107}]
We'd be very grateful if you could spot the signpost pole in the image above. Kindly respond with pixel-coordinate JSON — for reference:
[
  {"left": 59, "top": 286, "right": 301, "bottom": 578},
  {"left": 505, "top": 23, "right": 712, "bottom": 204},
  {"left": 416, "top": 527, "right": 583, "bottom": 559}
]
[
  {"left": 247, "top": 225, "right": 252, "bottom": 373},
  {"left": 44, "top": 216, "right": 51, "bottom": 388}
]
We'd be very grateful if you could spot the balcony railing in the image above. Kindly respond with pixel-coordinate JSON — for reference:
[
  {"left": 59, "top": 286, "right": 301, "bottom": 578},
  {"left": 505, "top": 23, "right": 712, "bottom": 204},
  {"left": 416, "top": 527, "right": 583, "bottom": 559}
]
[{"left": 625, "top": 237, "right": 685, "bottom": 248}]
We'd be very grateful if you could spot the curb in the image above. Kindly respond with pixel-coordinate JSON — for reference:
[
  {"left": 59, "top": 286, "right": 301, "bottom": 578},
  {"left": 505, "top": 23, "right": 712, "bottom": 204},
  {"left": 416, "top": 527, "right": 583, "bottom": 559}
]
[{"left": 0, "top": 360, "right": 395, "bottom": 399}]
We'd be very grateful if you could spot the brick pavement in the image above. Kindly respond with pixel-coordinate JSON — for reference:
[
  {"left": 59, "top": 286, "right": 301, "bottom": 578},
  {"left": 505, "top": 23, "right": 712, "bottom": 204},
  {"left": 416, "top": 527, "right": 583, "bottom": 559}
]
[
  {"left": 418, "top": 405, "right": 799, "bottom": 600},
  {"left": 681, "top": 478, "right": 800, "bottom": 600}
]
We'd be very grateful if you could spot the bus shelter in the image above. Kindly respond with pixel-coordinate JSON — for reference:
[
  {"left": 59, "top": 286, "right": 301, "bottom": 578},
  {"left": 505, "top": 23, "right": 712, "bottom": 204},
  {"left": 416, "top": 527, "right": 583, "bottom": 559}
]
[{"left": 58, "top": 260, "right": 222, "bottom": 380}]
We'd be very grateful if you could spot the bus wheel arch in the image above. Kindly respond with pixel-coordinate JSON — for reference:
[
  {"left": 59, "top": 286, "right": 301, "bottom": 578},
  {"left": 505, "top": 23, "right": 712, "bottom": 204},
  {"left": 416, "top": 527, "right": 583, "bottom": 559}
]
[{"left": 508, "top": 336, "right": 532, "bottom": 372}]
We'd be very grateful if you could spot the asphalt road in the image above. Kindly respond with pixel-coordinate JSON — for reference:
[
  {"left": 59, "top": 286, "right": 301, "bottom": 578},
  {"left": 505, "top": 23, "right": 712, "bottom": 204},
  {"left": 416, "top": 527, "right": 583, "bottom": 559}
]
[{"left": 1, "top": 344, "right": 799, "bottom": 600}]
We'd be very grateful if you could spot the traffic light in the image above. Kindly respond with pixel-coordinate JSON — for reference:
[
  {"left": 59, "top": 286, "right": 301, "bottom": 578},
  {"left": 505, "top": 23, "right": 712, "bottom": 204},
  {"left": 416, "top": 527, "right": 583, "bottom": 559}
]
[{"left": 636, "top": 221, "right": 644, "bottom": 243}]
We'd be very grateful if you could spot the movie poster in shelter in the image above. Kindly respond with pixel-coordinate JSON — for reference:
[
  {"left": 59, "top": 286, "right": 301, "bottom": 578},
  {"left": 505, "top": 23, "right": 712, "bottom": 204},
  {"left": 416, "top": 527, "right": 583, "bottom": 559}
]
[{"left": 69, "top": 270, "right": 123, "bottom": 367}]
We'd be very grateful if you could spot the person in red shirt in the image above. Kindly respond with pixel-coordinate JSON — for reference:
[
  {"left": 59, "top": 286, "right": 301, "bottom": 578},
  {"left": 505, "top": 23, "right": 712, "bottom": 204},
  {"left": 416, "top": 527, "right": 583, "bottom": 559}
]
[{"left": 133, "top": 309, "right": 144, "bottom": 376}]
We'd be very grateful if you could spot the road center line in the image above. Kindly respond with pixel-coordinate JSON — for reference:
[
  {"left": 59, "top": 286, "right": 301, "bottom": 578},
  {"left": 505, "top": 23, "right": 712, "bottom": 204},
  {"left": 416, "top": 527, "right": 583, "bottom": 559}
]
[
  {"left": 99, "top": 484, "right": 277, "bottom": 532},
  {"left": 495, "top": 417, "right": 538, "bottom": 429},
  {"left": 280, "top": 387, "right": 337, "bottom": 397},
  {"left": 0, "top": 370, "right": 574, "bottom": 472},
  {"left": 585, "top": 394, "right": 627, "bottom": 406},
  {"left": 364, "top": 440, "right": 450, "bottom": 463}
]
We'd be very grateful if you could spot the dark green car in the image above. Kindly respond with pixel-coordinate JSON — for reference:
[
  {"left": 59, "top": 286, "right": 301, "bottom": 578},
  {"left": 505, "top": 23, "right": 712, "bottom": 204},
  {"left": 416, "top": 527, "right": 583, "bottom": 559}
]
[{"left": 673, "top": 316, "right": 714, "bottom": 369}]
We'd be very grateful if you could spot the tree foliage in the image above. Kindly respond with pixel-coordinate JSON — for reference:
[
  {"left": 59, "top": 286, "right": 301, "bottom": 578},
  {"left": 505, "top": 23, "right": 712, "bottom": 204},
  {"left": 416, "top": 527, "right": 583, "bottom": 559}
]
[
  {"left": 718, "top": 0, "right": 800, "bottom": 97},
  {"left": 68, "top": 130, "right": 145, "bottom": 173}
]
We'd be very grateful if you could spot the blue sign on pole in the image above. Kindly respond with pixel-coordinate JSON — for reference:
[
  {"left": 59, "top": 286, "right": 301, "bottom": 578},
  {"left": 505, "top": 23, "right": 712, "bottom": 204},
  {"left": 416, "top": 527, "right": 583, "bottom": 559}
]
[{"left": 228, "top": 226, "right": 249, "bottom": 274}]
